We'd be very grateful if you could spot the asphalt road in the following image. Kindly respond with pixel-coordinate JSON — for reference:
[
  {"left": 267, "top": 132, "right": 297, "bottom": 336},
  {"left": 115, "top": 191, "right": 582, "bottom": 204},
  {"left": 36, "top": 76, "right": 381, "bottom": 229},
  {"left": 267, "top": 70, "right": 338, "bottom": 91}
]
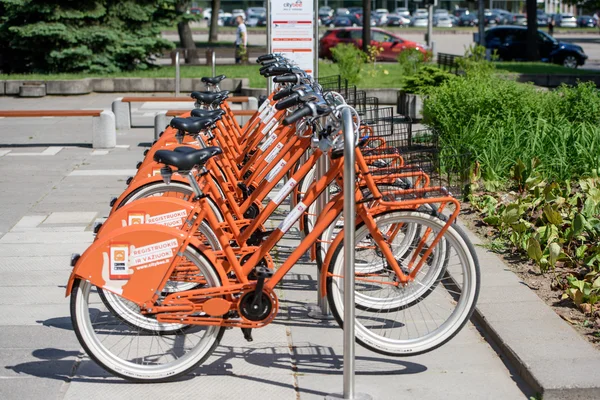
[{"left": 162, "top": 30, "right": 600, "bottom": 67}]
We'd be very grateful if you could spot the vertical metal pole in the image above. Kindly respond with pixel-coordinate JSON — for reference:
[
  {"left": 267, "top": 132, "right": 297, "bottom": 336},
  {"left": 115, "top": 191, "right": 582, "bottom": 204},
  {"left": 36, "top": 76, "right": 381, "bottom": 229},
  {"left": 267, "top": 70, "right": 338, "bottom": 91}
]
[
  {"left": 325, "top": 109, "right": 372, "bottom": 400},
  {"left": 267, "top": 0, "right": 273, "bottom": 94},
  {"left": 313, "top": 0, "right": 319, "bottom": 79},
  {"left": 175, "top": 52, "right": 181, "bottom": 97},
  {"left": 212, "top": 51, "right": 216, "bottom": 78},
  {"left": 341, "top": 108, "right": 356, "bottom": 400},
  {"left": 308, "top": 0, "right": 333, "bottom": 320},
  {"left": 427, "top": 4, "right": 433, "bottom": 49}
]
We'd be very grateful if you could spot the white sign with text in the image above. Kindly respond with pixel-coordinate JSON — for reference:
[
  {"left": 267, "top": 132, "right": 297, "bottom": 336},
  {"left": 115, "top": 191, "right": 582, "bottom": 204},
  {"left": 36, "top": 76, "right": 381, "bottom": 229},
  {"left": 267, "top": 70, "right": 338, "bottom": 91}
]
[{"left": 270, "top": 0, "right": 315, "bottom": 75}]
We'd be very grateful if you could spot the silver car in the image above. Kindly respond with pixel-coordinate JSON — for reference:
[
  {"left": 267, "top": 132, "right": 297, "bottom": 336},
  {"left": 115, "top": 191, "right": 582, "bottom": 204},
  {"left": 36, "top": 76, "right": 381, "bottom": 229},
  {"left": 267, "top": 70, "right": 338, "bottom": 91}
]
[{"left": 559, "top": 13, "right": 577, "bottom": 28}]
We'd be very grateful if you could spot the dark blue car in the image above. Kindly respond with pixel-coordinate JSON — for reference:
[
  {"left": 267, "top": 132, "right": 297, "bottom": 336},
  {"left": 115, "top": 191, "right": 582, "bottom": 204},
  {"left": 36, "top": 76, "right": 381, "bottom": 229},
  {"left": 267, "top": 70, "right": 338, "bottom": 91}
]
[{"left": 485, "top": 26, "right": 587, "bottom": 68}]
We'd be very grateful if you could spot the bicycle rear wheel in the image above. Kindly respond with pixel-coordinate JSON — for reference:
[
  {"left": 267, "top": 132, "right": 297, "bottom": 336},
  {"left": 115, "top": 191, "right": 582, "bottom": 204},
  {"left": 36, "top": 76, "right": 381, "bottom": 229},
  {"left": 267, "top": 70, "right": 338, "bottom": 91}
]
[
  {"left": 326, "top": 210, "right": 479, "bottom": 356},
  {"left": 71, "top": 246, "right": 225, "bottom": 382}
]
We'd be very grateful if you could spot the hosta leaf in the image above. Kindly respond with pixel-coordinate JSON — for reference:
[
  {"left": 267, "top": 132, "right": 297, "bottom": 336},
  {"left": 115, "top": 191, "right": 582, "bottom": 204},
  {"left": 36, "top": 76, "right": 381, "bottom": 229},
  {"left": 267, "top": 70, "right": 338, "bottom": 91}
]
[
  {"left": 576, "top": 244, "right": 588, "bottom": 259},
  {"left": 527, "top": 237, "right": 543, "bottom": 263},
  {"left": 548, "top": 242, "right": 561, "bottom": 267},
  {"left": 483, "top": 215, "right": 500, "bottom": 226},
  {"left": 543, "top": 204, "right": 563, "bottom": 226},
  {"left": 572, "top": 213, "right": 585, "bottom": 236},
  {"left": 502, "top": 204, "right": 521, "bottom": 225}
]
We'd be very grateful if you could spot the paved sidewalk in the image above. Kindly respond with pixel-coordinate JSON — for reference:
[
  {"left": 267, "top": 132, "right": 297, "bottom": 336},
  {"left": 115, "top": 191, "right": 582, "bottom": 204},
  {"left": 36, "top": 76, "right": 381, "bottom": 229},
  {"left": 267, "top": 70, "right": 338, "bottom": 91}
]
[{"left": 0, "top": 95, "right": 532, "bottom": 399}]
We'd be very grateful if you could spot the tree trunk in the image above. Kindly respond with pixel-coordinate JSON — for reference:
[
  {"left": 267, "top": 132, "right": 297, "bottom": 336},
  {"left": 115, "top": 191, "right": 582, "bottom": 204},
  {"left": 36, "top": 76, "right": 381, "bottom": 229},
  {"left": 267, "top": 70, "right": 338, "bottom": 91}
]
[
  {"left": 175, "top": 1, "right": 199, "bottom": 64},
  {"left": 209, "top": 0, "right": 221, "bottom": 43},
  {"left": 526, "top": 0, "right": 539, "bottom": 61},
  {"left": 362, "top": 0, "right": 371, "bottom": 53}
]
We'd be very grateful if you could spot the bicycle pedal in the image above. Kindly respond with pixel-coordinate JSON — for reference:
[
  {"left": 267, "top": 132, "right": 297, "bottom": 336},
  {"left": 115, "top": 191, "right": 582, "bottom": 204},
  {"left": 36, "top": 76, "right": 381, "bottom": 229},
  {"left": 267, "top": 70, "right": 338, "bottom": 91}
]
[
  {"left": 254, "top": 266, "right": 274, "bottom": 279},
  {"left": 241, "top": 328, "right": 253, "bottom": 342}
]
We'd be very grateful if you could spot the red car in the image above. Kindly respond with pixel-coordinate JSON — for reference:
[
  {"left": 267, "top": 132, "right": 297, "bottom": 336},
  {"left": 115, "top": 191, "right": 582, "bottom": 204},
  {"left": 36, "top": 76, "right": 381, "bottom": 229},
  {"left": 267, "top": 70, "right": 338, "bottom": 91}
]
[{"left": 319, "top": 27, "right": 428, "bottom": 61}]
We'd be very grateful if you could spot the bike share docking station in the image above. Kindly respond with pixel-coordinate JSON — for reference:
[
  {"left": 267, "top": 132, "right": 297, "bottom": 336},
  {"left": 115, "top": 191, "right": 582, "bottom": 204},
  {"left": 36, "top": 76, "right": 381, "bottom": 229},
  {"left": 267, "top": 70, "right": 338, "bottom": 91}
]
[{"left": 265, "top": 0, "right": 373, "bottom": 395}]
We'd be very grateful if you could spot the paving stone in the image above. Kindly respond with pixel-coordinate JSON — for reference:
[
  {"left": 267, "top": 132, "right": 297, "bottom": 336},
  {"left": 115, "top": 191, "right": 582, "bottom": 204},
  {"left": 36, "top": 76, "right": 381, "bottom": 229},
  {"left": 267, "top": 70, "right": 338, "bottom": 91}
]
[
  {"left": 42, "top": 212, "right": 98, "bottom": 225},
  {"left": 0, "top": 231, "right": 93, "bottom": 244}
]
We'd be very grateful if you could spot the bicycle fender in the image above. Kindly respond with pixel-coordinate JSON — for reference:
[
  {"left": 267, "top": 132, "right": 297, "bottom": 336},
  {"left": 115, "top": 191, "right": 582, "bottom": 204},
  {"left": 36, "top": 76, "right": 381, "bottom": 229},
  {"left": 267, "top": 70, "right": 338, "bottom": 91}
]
[
  {"left": 66, "top": 224, "right": 227, "bottom": 301},
  {"left": 97, "top": 197, "right": 195, "bottom": 239},
  {"left": 109, "top": 175, "right": 190, "bottom": 214}
]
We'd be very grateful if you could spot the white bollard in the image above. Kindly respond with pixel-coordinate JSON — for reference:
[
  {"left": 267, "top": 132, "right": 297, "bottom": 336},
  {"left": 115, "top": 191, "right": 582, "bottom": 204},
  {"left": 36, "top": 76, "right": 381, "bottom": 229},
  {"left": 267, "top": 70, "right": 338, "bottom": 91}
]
[
  {"left": 112, "top": 97, "right": 131, "bottom": 130},
  {"left": 92, "top": 110, "right": 117, "bottom": 149},
  {"left": 154, "top": 111, "right": 174, "bottom": 140}
]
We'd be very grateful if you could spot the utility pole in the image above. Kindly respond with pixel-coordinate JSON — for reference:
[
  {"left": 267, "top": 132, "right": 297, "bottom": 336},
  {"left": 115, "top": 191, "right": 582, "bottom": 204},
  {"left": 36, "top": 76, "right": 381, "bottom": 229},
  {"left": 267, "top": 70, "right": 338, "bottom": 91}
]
[
  {"left": 363, "top": 0, "right": 371, "bottom": 53},
  {"left": 525, "top": 0, "right": 539, "bottom": 60},
  {"left": 477, "top": 0, "right": 485, "bottom": 46}
]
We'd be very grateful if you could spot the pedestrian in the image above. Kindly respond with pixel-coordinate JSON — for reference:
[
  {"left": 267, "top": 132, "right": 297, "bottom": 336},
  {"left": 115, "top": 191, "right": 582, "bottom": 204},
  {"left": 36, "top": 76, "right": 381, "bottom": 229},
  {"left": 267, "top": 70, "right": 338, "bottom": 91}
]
[
  {"left": 594, "top": 12, "right": 600, "bottom": 34},
  {"left": 235, "top": 15, "right": 248, "bottom": 64},
  {"left": 548, "top": 16, "right": 555, "bottom": 36}
]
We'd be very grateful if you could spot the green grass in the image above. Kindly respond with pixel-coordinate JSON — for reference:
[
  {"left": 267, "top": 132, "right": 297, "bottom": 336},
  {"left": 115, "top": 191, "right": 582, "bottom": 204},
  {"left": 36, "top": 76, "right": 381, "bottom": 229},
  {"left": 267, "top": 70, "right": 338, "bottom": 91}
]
[
  {"left": 494, "top": 62, "right": 600, "bottom": 75},
  {"left": 1, "top": 60, "right": 598, "bottom": 89},
  {"left": 0, "top": 62, "right": 409, "bottom": 88},
  {"left": 0, "top": 65, "right": 265, "bottom": 88}
]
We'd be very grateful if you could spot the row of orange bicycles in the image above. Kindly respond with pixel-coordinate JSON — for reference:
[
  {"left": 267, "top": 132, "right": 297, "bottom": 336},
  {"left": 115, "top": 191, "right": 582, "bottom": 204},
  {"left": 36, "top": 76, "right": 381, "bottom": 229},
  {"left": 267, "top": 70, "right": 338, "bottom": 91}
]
[{"left": 66, "top": 54, "right": 480, "bottom": 382}]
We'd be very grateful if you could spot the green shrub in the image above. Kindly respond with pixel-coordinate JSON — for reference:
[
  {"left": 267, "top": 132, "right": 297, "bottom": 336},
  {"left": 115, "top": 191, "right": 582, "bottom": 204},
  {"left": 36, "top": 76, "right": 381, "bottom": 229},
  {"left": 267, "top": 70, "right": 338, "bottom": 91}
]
[
  {"left": 396, "top": 48, "right": 426, "bottom": 77},
  {"left": 331, "top": 43, "right": 365, "bottom": 86},
  {"left": 424, "top": 73, "right": 600, "bottom": 182},
  {"left": 401, "top": 65, "right": 455, "bottom": 94}
]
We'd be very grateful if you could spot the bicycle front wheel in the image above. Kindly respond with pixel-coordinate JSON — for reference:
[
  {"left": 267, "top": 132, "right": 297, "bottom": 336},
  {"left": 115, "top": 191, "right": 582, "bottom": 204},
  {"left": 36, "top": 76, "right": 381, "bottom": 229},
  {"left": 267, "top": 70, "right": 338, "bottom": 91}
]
[
  {"left": 71, "top": 246, "right": 225, "bottom": 382},
  {"left": 326, "top": 210, "right": 479, "bottom": 356}
]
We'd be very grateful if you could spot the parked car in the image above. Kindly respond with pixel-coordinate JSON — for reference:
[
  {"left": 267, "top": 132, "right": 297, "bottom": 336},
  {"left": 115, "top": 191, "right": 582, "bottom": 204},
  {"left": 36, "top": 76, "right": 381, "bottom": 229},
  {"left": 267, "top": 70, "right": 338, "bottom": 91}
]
[
  {"left": 188, "top": 7, "right": 202, "bottom": 15},
  {"left": 232, "top": 9, "right": 245, "bottom": 19},
  {"left": 511, "top": 14, "right": 527, "bottom": 25},
  {"left": 394, "top": 7, "right": 410, "bottom": 17},
  {"left": 557, "top": 13, "right": 577, "bottom": 28},
  {"left": 485, "top": 13, "right": 502, "bottom": 26},
  {"left": 386, "top": 14, "right": 410, "bottom": 27},
  {"left": 453, "top": 8, "right": 470, "bottom": 18},
  {"left": 336, "top": 8, "right": 350, "bottom": 15},
  {"left": 373, "top": 8, "right": 390, "bottom": 25},
  {"left": 484, "top": 26, "right": 587, "bottom": 68},
  {"left": 412, "top": 16, "right": 428, "bottom": 27},
  {"left": 329, "top": 15, "right": 362, "bottom": 27},
  {"left": 577, "top": 15, "right": 596, "bottom": 27},
  {"left": 537, "top": 13, "right": 549, "bottom": 26},
  {"left": 458, "top": 13, "right": 478, "bottom": 26},
  {"left": 492, "top": 9, "right": 512, "bottom": 24},
  {"left": 246, "top": 7, "right": 266, "bottom": 26},
  {"left": 320, "top": 27, "right": 427, "bottom": 61},
  {"left": 413, "top": 8, "right": 428, "bottom": 18},
  {"left": 319, "top": 6, "right": 333, "bottom": 17},
  {"left": 434, "top": 15, "right": 453, "bottom": 28}
]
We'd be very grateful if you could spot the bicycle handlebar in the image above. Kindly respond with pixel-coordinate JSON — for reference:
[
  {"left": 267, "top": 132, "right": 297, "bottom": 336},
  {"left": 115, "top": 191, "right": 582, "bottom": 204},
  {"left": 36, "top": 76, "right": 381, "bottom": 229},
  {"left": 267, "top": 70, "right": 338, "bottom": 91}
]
[
  {"left": 275, "top": 93, "right": 302, "bottom": 110},
  {"left": 282, "top": 105, "right": 313, "bottom": 126},
  {"left": 273, "top": 74, "right": 300, "bottom": 85},
  {"left": 273, "top": 87, "right": 294, "bottom": 101}
]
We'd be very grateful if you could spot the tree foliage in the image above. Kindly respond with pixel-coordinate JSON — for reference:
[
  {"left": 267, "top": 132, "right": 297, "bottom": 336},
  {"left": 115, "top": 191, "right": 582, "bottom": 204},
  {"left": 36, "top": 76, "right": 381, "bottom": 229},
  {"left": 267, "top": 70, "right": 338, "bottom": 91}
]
[{"left": 0, "top": 0, "right": 176, "bottom": 73}]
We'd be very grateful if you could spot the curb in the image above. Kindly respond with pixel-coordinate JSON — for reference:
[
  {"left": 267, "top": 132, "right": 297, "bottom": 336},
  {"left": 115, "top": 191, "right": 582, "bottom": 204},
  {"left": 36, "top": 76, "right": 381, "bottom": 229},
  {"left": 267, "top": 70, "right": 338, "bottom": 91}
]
[
  {"left": 456, "top": 218, "right": 600, "bottom": 400},
  {"left": 0, "top": 78, "right": 249, "bottom": 96}
]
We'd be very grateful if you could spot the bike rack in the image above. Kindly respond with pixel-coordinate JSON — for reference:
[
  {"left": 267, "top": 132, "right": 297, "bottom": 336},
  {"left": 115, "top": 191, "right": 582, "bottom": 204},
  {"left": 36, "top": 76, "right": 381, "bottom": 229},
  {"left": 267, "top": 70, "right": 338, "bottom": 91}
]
[
  {"left": 308, "top": 154, "right": 334, "bottom": 320},
  {"left": 175, "top": 52, "right": 181, "bottom": 97},
  {"left": 326, "top": 107, "right": 372, "bottom": 400}
]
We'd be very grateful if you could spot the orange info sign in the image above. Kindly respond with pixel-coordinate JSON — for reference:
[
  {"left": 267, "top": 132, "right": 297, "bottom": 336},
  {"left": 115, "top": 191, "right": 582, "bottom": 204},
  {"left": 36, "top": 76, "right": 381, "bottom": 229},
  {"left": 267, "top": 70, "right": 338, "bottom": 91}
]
[{"left": 271, "top": 0, "right": 315, "bottom": 75}]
